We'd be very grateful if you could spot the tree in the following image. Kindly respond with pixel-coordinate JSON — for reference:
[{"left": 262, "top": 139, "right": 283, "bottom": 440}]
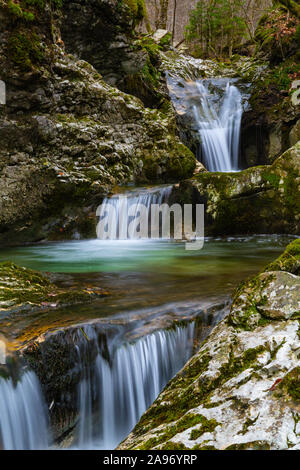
[{"left": 185, "top": 0, "right": 249, "bottom": 58}]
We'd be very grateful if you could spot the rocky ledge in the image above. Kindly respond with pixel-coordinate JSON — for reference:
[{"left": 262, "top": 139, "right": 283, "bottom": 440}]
[
  {"left": 119, "top": 238, "right": 300, "bottom": 450},
  {"left": 0, "top": 262, "right": 107, "bottom": 315},
  {"left": 173, "top": 141, "right": 300, "bottom": 235}
]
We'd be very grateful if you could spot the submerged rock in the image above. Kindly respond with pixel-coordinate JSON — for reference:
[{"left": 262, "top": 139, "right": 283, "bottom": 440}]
[{"left": 119, "top": 239, "right": 300, "bottom": 450}]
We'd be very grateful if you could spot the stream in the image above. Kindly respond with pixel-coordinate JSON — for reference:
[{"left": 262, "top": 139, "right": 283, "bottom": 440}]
[{"left": 0, "top": 77, "right": 295, "bottom": 450}]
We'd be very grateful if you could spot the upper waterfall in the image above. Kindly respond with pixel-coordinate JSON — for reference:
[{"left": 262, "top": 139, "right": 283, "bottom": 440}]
[
  {"left": 167, "top": 76, "right": 245, "bottom": 172},
  {"left": 193, "top": 80, "right": 243, "bottom": 171}
]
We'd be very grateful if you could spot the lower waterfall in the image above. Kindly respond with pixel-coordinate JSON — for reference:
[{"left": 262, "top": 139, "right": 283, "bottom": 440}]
[
  {"left": 0, "top": 370, "right": 49, "bottom": 450},
  {"left": 77, "top": 323, "right": 195, "bottom": 449}
]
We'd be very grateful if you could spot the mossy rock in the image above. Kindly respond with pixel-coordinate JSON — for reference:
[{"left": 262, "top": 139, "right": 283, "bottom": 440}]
[
  {"left": 0, "top": 261, "right": 108, "bottom": 313},
  {"left": 264, "top": 238, "right": 300, "bottom": 275}
]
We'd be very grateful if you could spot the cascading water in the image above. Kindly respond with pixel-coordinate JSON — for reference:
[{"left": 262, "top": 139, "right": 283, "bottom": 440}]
[
  {"left": 0, "top": 370, "right": 49, "bottom": 450},
  {"left": 97, "top": 186, "right": 172, "bottom": 240},
  {"left": 76, "top": 322, "right": 195, "bottom": 449},
  {"left": 167, "top": 75, "right": 245, "bottom": 172},
  {"left": 193, "top": 80, "right": 243, "bottom": 172}
]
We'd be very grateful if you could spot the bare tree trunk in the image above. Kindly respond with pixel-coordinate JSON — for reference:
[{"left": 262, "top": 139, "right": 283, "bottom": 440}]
[{"left": 172, "top": 0, "right": 177, "bottom": 45}]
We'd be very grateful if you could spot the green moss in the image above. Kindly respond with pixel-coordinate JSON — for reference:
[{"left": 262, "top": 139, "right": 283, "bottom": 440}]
[
  {"left": 189, "top": 416, "right": 219, "bottom": 440},
  {"left": 238, "top": 414, "right": 259, "bottom": 435},
  {"left": 264, "top": 238, "right": 300, "bottom": 275},
  {"left": 124, "top": 0, "right": 146, "bottom": 21},
  {"left": 7, "top": 0, "right": 62, "bottom": 22},
  {"left": 276, "top": 367, "right": 300, "bottom": 401},
  {"left": 160, "top": 442, "right": 190, "bottom": 450},
  {"left": 262, "top": 171, "right": 281, "bottom": 188},
  {"left": 0, "top": 261, "right": 107, "bottom": 311},
  {"left": 224, "top": 441, "right": 270, "bottom": 450},
  {"left": 159, "top": 32, "right": 172, "bottom": 48},
  {"left": 139, "top": 413, "right": 219, "bottom": 450},
  {"left": 8, "top": 31, "right": 45, "bottom": 70}
]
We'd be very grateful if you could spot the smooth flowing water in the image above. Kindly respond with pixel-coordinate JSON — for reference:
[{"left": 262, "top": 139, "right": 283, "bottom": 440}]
[
  {"left": 167, "top": 77, "right": 247, "bottom": 171},
  {"left": 0, "top": 371, "right": 49, "bottom": 450},
  {"left": 76, "top": 323, "right": 195, "bottom": 449},
  {"left": 193, "top": 80, "right": 243, "bottom": 171},
  {"left": 97, "top": 186, "right": 172, "bottom": 240}
]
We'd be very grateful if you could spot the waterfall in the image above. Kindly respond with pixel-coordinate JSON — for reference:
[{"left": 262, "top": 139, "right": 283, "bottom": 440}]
[
  {"left": 76, "top": 322, "right": 195, "bottom": 449},
  {"left": 0, "top": 371, "right": 49, "bottom": 450},
  {"left": 193, "top": 80, "right": 243, "bottom": 172},
  {"left": 97, "top": 186, "right": 172, "bottom": 240}
]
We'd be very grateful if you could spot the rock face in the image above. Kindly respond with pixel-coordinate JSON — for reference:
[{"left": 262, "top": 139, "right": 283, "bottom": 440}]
[
  {"left": 0, "top": 1, "right": 195, "bottom": 246},
  {"left": 119, "top": 239, "right": 300, "bottom": 450},
  {"left": 173, "top": 141, "right": 300, "bottom": 235}
]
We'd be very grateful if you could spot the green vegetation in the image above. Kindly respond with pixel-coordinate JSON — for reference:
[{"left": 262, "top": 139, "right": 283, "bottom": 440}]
[
  {"left": 276, "top": 367, "right": 300, "bottom": 401},
  {"left": 7, "top": 0, "right": 62, "bottom": 21},
  {"left": 264, "top": 238, "right": 300, "bottom": 275},
  {"left": 8, "top": 31, "right": 44, "bottom": 70},
  {"left": 138, "top": 413, "right": 219, "bottom": 449},
  {"left": 123, "top": 0, "right": 147, "bottom": 21},
  {"left": 185, "top": 0, "right": 247, "bottom": 58}
]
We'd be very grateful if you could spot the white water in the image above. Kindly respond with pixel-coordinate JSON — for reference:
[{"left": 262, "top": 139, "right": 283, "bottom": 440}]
[
  {"left": 77, "top": 323, "right": 195, "bottom": 449},
  {"left": 97, "top": 186, "right": 172, "bottom": 240},
  {"left": 193, "top": 80, "right": 243, "bottom": 172},
  {"left": 0, "top": 371, "right": 49, "bottom": 450}
]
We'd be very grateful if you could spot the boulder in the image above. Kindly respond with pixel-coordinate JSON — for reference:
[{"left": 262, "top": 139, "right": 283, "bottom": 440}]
[
  {"left": 174, "top": 141, "right": 300, "bottom": 235},
  {"left": 0, "top": 262, "right": 108, "bottom": 315}
]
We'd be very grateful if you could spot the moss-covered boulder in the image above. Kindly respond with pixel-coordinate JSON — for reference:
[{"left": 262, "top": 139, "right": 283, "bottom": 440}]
[
  {"left": 119, "top": 239, "right": 300, "bottom": 451},
  {"left": 175, "top": 141, "right": 300, "bottom": 235},
  {"left": 0, "top": 261, "right": 107, "bottom": 313}
]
